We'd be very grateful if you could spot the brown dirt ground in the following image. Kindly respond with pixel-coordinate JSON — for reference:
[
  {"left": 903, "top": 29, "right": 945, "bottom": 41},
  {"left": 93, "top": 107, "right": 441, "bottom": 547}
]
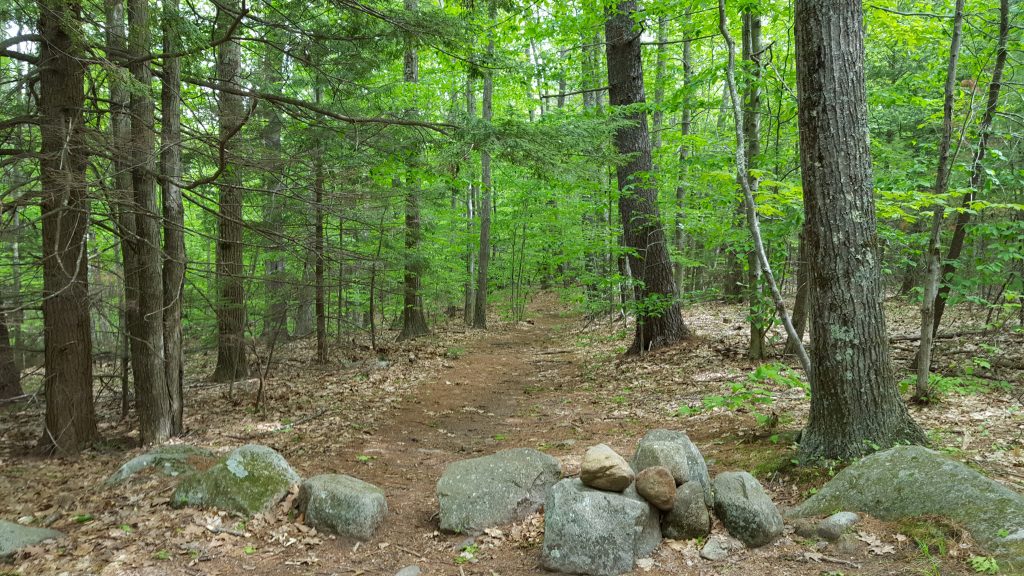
[{"left": 2, "top": 292, "right": 1022, "bottom": 576}]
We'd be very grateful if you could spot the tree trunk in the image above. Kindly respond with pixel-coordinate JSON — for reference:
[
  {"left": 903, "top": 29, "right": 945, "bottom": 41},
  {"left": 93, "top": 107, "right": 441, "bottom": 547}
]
[
  {"left": 398, "top": 0, "right": 430, "bottom": 340},
  {"left": 742, "top": 9, "right": 765, "bottom": 360},
  {"left": 783, "top": 226, "right": 810, "bottom": 355},
  {"left": 931, "top": 0, "right": 1009, "bottom": 335},
  {"left": 259, "top": 30, "right": 289, "bottom": 343},
  {"left": 605, "top": 0, "right": 689, "bottom": 354},
  {"left": 212, "top": 0, "right": 248, "bottom": 382},
  {"left": 674, "top": 14, "right": 693, "bottom": 298},
  {"left": 128, "top": 0, "right": 171, "bottom": 443},
  {"left": 162, "top": 0, "right": 185, "bottom": 435},
  {"left": 473, "top": 0, "right": 496, "bottom": 330},
  {"left": 463, "top": 74, "right": 477, "bottom": 326},
  {"left": 313, "top": 105, "right": 327, "bottom": 363},
  {"left": 0, "top": 313, "right": 22, "bottom": 400},
  {"left": 794, "top": 0, "right": 925, "bottom": 460},
  {"left": 37, "top": 0, "right": 97, "bottom": 455}
]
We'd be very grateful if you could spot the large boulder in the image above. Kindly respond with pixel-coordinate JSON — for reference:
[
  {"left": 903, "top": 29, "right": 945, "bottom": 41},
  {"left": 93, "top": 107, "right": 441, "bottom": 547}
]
[
  {"left": 0, "top": 520, "right": 62, "bottom": 557},
  {"left": 541, "top": 479, "right": 661, "bottom": 576},
  {"left": 298, "top": 474, "right": 387, "bottom": 540},
  {"left": 632, "top": 429, "right": 711, "bottom": 506},
  {"left": 436, "top": 448, "right": 561, "bottom": 533},
  {"left": 712, "top": 471, "right": 783, "bottom": 547},
  {"left": 580, "top": 444, "right": 634, "bottom": 492},
  {"left": 661, "top": 481, "right": 711, "bottom": 540},
  {"left": 789, "top": 445, "right": 1024, "bottom": 571},
  {"left": 172, "top": 444, "right": 300, "bottom": 516},
  {"left": 106, "top": 444, "right": 215, "bottom": 485}
]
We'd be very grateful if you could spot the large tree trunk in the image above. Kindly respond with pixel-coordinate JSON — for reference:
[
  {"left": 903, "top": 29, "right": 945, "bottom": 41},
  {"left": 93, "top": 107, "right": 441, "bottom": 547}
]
[
  {"left": 794, "top": 0, "right": 925, "bottom": 460},
  {"left": 212, "top": 0, "right": 248, "bottom": 382},
  {"left": 473, "top": 0, "right": 496, "bottom": 330},
  {"left": 128, "top": 0, "right": 171, "bottom": 443},
  {"left": 463, "top": 74, "right": 477, "bottom": 326},
  {"left": 313, "top": 111, "right": 327, "bottom": 363},
  {"left": 605, "top": 0, "right": 689, "bottom": 354},
  {"left": 105, "top": 0, "right": 139, "bottom": 420},
  {"left": 398, "top": 0, "right": 430, "bottom": 340},
  {"left": 931, "top": 0, "right": 1009, "bottom": 335},
  {"left": 162, "top": 0, "right": 185, "bottom": 435},
  {"left": 37, "top": 0, "right": 97, "bottom": 455}
]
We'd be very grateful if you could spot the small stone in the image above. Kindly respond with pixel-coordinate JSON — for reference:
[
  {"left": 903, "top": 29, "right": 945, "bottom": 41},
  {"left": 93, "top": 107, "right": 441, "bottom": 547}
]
[
  {"left": 0, "top": 520, "right": 63, "bottom": 557},
  {"left": 661, "top": 481, "right": 711, "bottom": 540},
  {"left": 395, "top": 565, "right": 421, "bottom": 576},
  {"left": 634, "top": 429, "right": 711, "bottom": 506},
  {"left": 817, "top": 511, "right": 860, "bottom": 541},
  {"left": 298, "top": 474, "right": 387, "bottom": 540},
  {"left": 791, "top": 518, "right": 818, "bottom": 539},
  {"left": 712, "top": 471, "right": 784, "bottom": 547},
  {"left": 580, "top": 444, "right": 634, "bottom": 492},
  {"left": 635, "top": 466, "right": 676, "bottom": 511},
  {"left": 833, "top": 533, "right": 863, "bottom": 557},
  {"left": 700, "top": 534, "right": 742, "bottom": 561}
]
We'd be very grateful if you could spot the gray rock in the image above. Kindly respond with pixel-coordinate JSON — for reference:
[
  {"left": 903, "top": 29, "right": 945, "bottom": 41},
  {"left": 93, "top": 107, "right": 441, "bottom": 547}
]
[
  {"left": 833, "top": 533, "right": 863, "bottom": 557},
  {"left": 106, "top": 444, "right": 215, "bottom": 485},
  {"left": 633, "top": 429, "right": 711, "bottom": 506},
  {"left": 580, "top": 444, "right": 634, "bottom": 492},
  {"left": 395, "top": 565, "right": 421, "bottom": 576},
  {"left": 817, "top": 512, "right": 860, "bottom": 541},
  {"left": 635, "top": 466, "right": 675, "bottom": 511},
  {"left": 542, "top": 479, "right": 661, "bottom": 576},
  {"left": 172, "top": 444, "right": 300, "bottom": 516},
  {"left": 436, "top": 448, "right": 561, "bottom": 533},
  {"left": 0, "top": 520, "right": 63, "bottom": 557},
  {"left": 662, "top": 481, "right": 711, "bottom": 540},
  {"left": 699, "top": 534, "right": 742, "bottom": 561},
  {"left": 298, "top": 474, "right": 387, "bottom": 540},
  {"left": 790, "top": 518, "right": 818, "bottom": 539},
  {"left": 712, "top": 471, "right": 783, "bottom": 547},
  {"left": 789, "top": 445, "right": 1024, "bottom": 571}
]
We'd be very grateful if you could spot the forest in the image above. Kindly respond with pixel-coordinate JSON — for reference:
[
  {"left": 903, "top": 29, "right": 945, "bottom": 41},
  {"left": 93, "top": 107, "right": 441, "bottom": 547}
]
[{"left": 0, "top": 0, "right": 1023, "bottom": 574}]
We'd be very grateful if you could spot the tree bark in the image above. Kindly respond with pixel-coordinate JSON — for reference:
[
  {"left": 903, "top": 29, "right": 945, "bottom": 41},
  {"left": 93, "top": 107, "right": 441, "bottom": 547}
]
[
  {"left": 128, "top": 0, "right": 171, "bottom": 443},
  {"left": 794, "top": 0, "right": 925, "bottom": 460},
  {"left": 212, "top": 0, "right": 249, "bottom": 382},
  {"left": 463, "top": 74, "right": 477, "bottom": 326},
  {"left": 915, "top": 0, "right": 965, "bottom": 403},
  {"left": 673, "top": 13, "right": 693, "bottom": 298},
  {"left": 162, "top": 0, "right": 185, "bottom": 434},
  {"left": 398, "top": 0, "right": 430, "bottom": 340},
  {"left": 313, "top": 96, "right": 327, "bottom": 363},
  {"left": 260, "top": 35, "right": 289, "bottom": 343},
  {"left": 931, "top": 0, "right": 1009, "bottom": 335},
  {"left": 0, "top": 312, "right": 22, "bottom": 400},
  {"left": 473, "top": 0, "right": 496, "bottom": 330},
  {"left": 783, "top": 226, "right": 810, "bottom": 355},
  {"left": 37, "top": 0, "right": 97, "bottom": 455},
  {"left": 742, "top": 9, "right": 766, "bottom": 360},
  {"left": 605, "top": 0, "right": 689, "bottom": 354}
]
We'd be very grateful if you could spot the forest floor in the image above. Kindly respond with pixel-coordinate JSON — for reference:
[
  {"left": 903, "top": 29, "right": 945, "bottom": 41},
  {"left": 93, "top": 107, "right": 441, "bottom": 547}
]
[{"left": 2, "top": 292, "right": 1023, "bottom": 576}]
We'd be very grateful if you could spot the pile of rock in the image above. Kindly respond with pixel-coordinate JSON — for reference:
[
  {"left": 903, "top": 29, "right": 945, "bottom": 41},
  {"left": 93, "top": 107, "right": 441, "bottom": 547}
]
[
  {"left": 542, "top": 429, "right": 783, "bottom": 576},
  {"left": 122, "top": 444, "right": 388, "bottom": 541}
]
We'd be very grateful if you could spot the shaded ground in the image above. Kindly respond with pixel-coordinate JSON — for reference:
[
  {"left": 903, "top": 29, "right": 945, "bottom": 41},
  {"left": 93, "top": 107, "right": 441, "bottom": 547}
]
[{"left": 1, "top": 292, "right": 1022, "bottom": 575}]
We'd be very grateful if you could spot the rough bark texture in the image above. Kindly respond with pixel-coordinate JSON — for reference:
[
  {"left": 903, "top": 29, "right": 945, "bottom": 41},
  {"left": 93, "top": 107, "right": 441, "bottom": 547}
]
[
  {"left": 931, "top": 0, "right": 1009, "bottom": 335},
  {"left": 463, "top": 75, "right": 477, "bottom": 326},
  {"left": 742, "top": 10, "right": 765, "bottom": 360},
  {"left": 128, "top": 0, "right": 172, "bottom": 444},
  {"left": 674, "top": 19, "right": 692, "bottom": 296},
  {"left": 605, "top": 1, "right": 689, "bottom": 354},
  {"left": 314, "top": 137, "right": 327, "bottom": 363},
  {"left": 398, "top": 0, "right": 430, "bottom": 341},
  {"left": 260, "top": 31, "right": 289, "bottom": 343},
  {"left": 0, "top": 314, "right": 22, "bottom": 400},
  {"left": 783, "top": 227, "right": 810, "bottom": 355},
  {"left": 473, "top": 0, "right": 496, "bottom": 330},
  {"left": 38, "top": 0, "right": 97, "bottom": 455},
  {"left": 794, "top": 0, "right": 925, "bottom": 460},
  {"left": 212, "top": 0, "right": 249, "bottom": 382},
  {"left": 162, "top": 0, "right": 185, "bottom": 434}
]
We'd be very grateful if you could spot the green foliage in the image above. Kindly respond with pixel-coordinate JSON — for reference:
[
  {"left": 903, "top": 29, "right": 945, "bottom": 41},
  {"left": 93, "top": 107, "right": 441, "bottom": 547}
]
[{"left": 969, "top": 555, "right": 1000, "bottom": 574}]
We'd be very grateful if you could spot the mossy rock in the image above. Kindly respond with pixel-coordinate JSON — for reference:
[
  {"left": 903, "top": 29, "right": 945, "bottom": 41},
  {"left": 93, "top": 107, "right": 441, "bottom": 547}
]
[
  {"left": 789, "top": 446, "right": 1024, "bottom": 571},
  {"left": 0, "top": 520, "right": 62, "bottom": 557},
  {"left": 106, "top": 444, "right": 216, "bottom": 485},
  {"left": 172, "top": 444, "right": 300, "bottom": 516}
]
